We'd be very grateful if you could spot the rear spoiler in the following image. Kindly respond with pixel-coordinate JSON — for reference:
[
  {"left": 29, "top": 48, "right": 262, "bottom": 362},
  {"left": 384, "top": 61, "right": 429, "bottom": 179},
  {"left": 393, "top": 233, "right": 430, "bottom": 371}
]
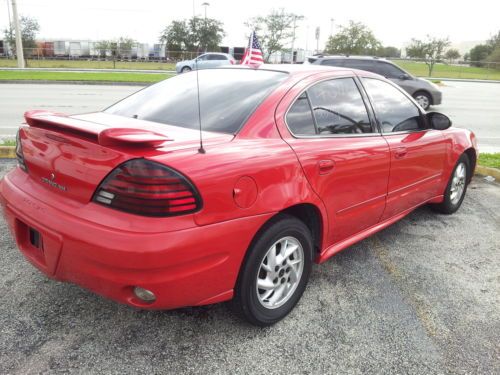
[{"left": 24, "top": 110, "right": 173, "bottom": 148}]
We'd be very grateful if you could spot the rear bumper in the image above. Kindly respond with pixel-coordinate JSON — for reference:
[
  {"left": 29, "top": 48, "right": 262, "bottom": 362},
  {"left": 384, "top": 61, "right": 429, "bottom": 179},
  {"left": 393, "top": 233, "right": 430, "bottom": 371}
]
[{"left": 0, "top": 168, "right": 273, "bottom": 309}]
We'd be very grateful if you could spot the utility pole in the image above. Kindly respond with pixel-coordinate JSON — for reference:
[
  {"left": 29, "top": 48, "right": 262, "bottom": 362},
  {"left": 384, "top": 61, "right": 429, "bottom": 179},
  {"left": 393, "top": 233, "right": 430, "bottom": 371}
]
[
  {"left": 201, "top": 2, "right": 210, "bottom": 53},
  {"left": 330, "top": 18, "right": 335, "bottom": 36},
  {"left": 290, "top": 16, "right": 297, "bottom": 64},
  {"left": 315, "top": 27, "right": 320, "bottom": 54},
  {"left": 11, "top": 0, "right": 24, "bottom": 68}
]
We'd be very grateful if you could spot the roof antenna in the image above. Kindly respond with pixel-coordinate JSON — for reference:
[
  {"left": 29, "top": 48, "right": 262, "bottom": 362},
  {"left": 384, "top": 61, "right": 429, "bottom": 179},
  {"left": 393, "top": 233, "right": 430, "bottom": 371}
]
[
  {"left": 193, "top": 11, "right": 205, "bottom": 154},
  {"left": 195, "top": 57, "right": 205, "bottom": 154}
]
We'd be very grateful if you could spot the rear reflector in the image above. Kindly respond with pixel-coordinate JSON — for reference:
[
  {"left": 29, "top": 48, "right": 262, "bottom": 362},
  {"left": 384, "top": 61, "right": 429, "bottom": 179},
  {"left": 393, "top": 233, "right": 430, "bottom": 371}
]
[
  {"left": 92, "top": 159, "right": 202, "bottom": 217},
  {"left": 16, "top": 129, "right": 28, "bottom": 172}
]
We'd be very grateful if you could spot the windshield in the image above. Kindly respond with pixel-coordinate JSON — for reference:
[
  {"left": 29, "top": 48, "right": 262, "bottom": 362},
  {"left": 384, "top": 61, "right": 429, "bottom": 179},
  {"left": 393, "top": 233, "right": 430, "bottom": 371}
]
[{"left": 105, "top": 69, "right": 288, "bottom": 134}]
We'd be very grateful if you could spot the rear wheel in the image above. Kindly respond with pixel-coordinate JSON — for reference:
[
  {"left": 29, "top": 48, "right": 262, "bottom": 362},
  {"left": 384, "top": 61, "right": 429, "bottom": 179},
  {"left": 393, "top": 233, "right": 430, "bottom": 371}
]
[
  {"left": 233, "top": 215, "right": 313, "bottom": 326},
  {"left": 413, "top": 91, "right": 431, "bottom": 110},
  {"left": 431, "top": 154, "right": 470, "bottom": 214}
]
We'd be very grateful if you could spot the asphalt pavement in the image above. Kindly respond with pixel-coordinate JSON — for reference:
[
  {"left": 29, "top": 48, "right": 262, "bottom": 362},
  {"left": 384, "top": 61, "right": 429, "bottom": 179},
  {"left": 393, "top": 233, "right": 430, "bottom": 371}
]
[
  {"left": 0, "top": 80, "right": 500, "bottom": 152},
  {"left": 0, "top": 160, "right": 499, "bottom": 374}
]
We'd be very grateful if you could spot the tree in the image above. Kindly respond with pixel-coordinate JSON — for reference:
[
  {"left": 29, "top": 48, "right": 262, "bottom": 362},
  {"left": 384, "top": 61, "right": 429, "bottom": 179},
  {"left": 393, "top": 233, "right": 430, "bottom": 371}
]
[
  {"left": 117, "top": 37, "right": 136, "bottom": 58},
  {"left": 376, "top": 46, "right": 401, "bottom": 58},
  {"left": 95, "top": 40, "right": 113, "bottom": 57},
  {"left": 444, "top": 48, "right": 460, "bottom": 63},
  {"left": 324, "top": 21, "right": 381, "bottom": 55},
  {"left": 405, "top": 36, "right": 450, "bottom": 76},
  {"left": 3, "top": 16, "right": 40, "bottom": 57},
  {"left": 469, "top": 44, "right": 493, "bottom": 66},
  {"left": 246, "top": 9, "right": 303, "bottom": 62},
  {"left": 159, "top": 17, "right": 225, "bottom": 54}
]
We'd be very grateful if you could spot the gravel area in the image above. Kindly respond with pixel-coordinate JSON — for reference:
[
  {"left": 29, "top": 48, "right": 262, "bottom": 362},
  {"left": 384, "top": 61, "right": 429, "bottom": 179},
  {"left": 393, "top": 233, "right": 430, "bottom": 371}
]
[{"left": 0, "top": 159, "right": 499, "bottom": 374}]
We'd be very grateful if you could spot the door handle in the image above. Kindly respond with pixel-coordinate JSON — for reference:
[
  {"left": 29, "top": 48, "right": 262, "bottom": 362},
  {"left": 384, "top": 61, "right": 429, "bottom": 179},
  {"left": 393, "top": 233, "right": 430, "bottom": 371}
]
[
  {"left": 318, "top": 159, "right": 335, "bottom": 175},
  {"left": 394, "top": 147, "right": 408, "bottom": 159}
]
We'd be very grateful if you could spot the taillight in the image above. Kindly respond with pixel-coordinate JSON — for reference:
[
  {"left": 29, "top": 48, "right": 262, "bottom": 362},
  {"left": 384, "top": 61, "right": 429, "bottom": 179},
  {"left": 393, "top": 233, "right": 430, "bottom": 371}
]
[
  {"left": 92, "top": 159, "right": 202, "bottom": 217},
  {"left": 16, "top": 129, "right": 28, "bottom": 172},
  {"left": 230, "top": 59, "right": 235, "bottom": 64}
]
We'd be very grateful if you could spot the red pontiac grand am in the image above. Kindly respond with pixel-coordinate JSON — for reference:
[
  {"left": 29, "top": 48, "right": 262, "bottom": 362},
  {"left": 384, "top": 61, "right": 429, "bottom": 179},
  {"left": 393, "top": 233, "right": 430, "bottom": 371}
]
[{"left": 0, "top": 65, "right": 477, "bottom": 326}]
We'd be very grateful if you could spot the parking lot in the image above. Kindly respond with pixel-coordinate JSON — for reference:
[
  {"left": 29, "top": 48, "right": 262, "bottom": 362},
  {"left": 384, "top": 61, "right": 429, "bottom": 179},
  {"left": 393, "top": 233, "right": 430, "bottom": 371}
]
[{"left": 0, "top": 159, "right": 499, "bottom": 374}]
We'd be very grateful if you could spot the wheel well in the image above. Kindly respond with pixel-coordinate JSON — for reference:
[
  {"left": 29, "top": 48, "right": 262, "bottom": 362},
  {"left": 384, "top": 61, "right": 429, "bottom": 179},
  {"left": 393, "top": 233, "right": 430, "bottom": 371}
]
[
  {"left": 280, "top": 204, "right": 322, "bottom": 254},
  {"left": 464, "top": 148, "right": 477, "bottom": 183},
  {"left": 413, "top": 90, "right": 433, "bottom": 105}
]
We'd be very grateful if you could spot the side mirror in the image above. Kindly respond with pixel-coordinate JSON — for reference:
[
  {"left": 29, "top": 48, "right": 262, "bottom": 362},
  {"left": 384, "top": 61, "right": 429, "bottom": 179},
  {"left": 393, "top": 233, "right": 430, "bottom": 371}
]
[
  {"left": 427, "top": 112, "right": 452, "bottom": 130},
  {"left": 399, "top": 73, "right": 411, "bottom": 80}
]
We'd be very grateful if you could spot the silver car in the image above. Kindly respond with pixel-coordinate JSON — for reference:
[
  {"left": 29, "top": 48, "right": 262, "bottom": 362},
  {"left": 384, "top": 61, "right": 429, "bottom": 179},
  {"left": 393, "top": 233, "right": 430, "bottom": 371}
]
[
  {"left": 307, "top": 55, "right": 442, "bottom": 110},
  {"left": 175, "top": 53, "right": 235, "bottom": 74}
]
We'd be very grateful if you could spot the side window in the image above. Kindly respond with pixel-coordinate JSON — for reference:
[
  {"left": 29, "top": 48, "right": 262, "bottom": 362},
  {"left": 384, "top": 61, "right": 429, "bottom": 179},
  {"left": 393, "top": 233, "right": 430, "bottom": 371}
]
[
  {"left": 196, "top": 55, "right": 208, "bottom": 61},
  {"left": 321, "top": 59, "right": 344, "bottom": 67},
  {"left": 362, "top": 78, "right": 424, "bottom": 133},
  {"left": 343, "top": 59, "right": 380, "bottom": 74},
  {"left": 286, "top": 92, "right": 316, "bottom": 135},
  {"left": 307, "top": 78, "right": 374, "bottom": 134},
  {"left": 208, "top": 54, "right": 225, "bottom": 61},
  {"left": 376, "top": 62, "right": 405, "bottom": 79}
]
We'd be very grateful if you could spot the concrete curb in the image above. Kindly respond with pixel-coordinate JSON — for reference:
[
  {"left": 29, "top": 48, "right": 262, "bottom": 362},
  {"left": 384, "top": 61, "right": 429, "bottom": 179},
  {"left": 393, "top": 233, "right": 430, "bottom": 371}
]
[
  {"left": 475, "top": 165, "right": 500, "bottom": 181},
  {"left": 423, "top": 77, "right": 500, "bottom": 84},
  {"left": 0, "top": 80, "right": 150, "bottom": 86},
  {"left": 0, "top": 146, "right": 16, "bottom": 159}
]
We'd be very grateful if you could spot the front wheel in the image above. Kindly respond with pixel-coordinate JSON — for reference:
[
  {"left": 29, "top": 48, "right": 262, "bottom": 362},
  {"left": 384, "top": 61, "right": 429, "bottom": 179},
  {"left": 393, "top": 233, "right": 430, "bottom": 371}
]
[
  {"left": 413, "top": 91, "right": 431, "bottom": 110},
  {"left": 233, "top": 215, "right": 313, "bottom": 326},
  {"left": 431, "top": 154, "right": 470, "bottom": 214},
  {"left": 181, "top": 66, "right": 192, "bottom": 73}
]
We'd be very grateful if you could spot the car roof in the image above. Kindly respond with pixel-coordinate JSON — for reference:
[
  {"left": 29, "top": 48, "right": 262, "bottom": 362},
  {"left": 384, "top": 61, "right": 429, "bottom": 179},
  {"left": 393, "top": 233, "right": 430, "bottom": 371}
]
[
  {"left": 221, "top": 64, "right": 381, "bottom": 79},
  {"left": 312, "top": 55, "right": 388, "bottom": 61}
]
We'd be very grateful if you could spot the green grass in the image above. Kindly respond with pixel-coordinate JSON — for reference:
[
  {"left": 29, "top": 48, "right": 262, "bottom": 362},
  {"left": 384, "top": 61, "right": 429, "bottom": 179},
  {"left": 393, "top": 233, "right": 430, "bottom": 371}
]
[
  {"left": 1, "top": 139, "right": 16, "bottom": 146},
  {"left": 0, "top": 70, "right": 172, "bottom": 83},
  {"left": 393, "top": 60, "right": 500, "bottom": 80},
  {"left": 478, "top": 153, "right": 500, "bottom": 169},
  {"left": 0, "top": 59, "right": 176, "bottom": 71}
]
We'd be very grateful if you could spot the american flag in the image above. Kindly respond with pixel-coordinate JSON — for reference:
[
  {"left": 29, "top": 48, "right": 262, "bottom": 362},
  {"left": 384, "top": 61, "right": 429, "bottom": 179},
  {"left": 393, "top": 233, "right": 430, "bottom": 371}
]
[{"left": 241, "top": 31, "right": 264, "bottom": 67}]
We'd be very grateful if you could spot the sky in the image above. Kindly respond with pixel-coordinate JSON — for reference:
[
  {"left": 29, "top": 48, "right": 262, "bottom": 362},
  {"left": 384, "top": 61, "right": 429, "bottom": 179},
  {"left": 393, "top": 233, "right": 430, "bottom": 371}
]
[{"left": 1, "top": 0, "right": 499, "bottom": 51}]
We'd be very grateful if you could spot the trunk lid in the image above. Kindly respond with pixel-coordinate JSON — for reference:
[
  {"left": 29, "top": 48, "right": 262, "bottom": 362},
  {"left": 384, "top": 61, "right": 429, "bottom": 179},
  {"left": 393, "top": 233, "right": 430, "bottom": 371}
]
[{"left": 20, "top": 111, "right": 233, "bottom": 204}]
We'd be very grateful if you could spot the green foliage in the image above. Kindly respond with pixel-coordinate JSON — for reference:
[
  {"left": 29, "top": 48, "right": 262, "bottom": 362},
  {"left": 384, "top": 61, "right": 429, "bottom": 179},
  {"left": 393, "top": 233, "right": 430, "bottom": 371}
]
[
  {"left": 1, "top": 139, "right": 16, "bottom": 146},
  {"left": 405, "top": 36, "right": 450, "bottom": 76},
  {"left": 444, "top": 48, "right": 460, "bottom": 62},
  {"left": 469, "top": 44, "right": 494, "bottom": 66},
  {"left": 478, "top": 153, "right": 500, "bottom": 169},
  {"left": 376, "top": 46, "right": 401, "bottom": 58},
  {"left": 246, "top": 9, "right": 303, "bottom": 62},
  {"left": 486, "top": 47, "right": 500, "bottom": 68},
  {"left": 324, "top": 21, "right": 381, "bottom": 55},
  {"left": 467, "top": 30, "right": 500, "bottom": 67},
  {"left": 3, "top": 16, "right": 40, "bottom": 57},
  {"left": 159, "top": 17, "right": 225, "bottom": 53}
]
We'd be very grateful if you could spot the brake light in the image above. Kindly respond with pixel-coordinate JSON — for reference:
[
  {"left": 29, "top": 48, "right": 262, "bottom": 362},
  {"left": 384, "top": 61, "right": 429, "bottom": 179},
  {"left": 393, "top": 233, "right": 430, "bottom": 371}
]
[
  {"left": 16, "top": 129, "right": 28, "bottom": 172},
  {"left": 230, "top": 59, "right": 235, "bottom": 65},
  {"left": 92, "top": 159, "right": 202, "bottom": 217}
]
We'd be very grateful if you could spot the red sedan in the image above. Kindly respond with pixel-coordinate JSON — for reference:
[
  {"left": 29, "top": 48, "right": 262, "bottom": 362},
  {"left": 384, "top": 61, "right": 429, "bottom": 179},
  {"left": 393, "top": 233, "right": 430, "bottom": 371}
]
[{"left": 0, "top": 66, "right": 477, "bottom": 326}]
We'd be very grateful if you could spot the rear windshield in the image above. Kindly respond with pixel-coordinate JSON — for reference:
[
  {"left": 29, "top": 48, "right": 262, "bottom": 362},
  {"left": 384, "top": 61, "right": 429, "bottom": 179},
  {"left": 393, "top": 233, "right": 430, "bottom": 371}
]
[{"left": 105, "top": 69, "right": 288, "bottom": 134}]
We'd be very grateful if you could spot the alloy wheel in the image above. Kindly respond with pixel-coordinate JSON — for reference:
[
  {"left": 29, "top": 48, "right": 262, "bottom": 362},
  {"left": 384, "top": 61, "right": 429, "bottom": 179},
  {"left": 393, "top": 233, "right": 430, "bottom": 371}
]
[{"left": 255, "top": 236, "right": 304, "bottom": 309}]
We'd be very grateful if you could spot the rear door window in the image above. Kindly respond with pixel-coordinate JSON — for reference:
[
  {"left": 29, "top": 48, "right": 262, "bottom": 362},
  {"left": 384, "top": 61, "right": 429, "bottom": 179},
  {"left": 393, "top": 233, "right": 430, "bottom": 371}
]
[{"left": 286, "top": 78, "right": 375, "bottom": 136}]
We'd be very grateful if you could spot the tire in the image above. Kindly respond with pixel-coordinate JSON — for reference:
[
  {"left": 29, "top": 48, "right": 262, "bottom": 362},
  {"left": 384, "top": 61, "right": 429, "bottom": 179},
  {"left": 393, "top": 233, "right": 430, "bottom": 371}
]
[
  {"left": 181, "top": 66, "right": 192, "bottom": 73},
  {"left": 413, "top": 91, "right": 432, "bottom": 110},
  {"left": 233, "top": 214, "right": 313, "bottom": 326},
  {"left": 431, "top": 154, "right": 470, "bottom": 214}
]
